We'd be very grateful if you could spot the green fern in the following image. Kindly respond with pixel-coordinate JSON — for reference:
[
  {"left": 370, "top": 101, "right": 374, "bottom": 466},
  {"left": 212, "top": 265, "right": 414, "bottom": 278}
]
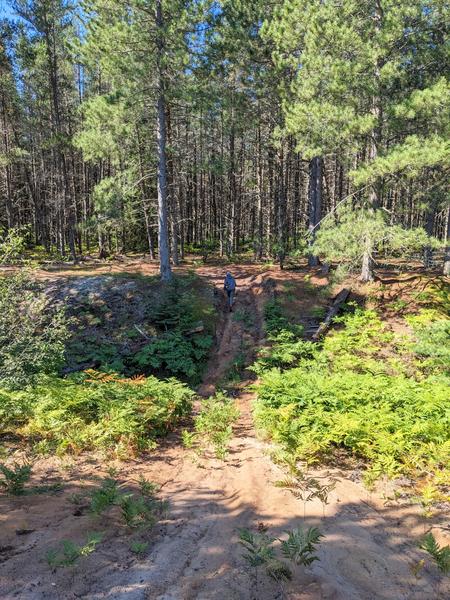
[
  {"left": 281, "top": 526, "right": 323, "bottom": 566},
  {"left": 47, "top": 532, "right": 103, "bottom": 568},
  {"left": 254, "top": 305, "right": 450, "bottom": 491},
  {"left": 265, "top": 558, "right": 292, "bottom": 582},
  {"left": 138, "top": 475, "right": 159, "bottom": 498},
  {"left": 130, "top": 540, "right": 149, "bottom": 555},
  {"left": 238, "top": 528, "right": 276, "bottom": 568},
  {"left": 186, "top": 393, "right": 239, "bottom": 460},
  {"left": 419, "top": 533, "right": 450, "bottom": 574},
  {"left": 238, "top": 525, "right": 323, "bottom": 585},
  {"left": 90, "top": 477, "right": 119, "bottom": 514},
  {"left": 0, "top": 462, "right": 32, "bottom": 495},
  {"left": 119, "top": 494, "right": 156, "bottom": 529}
]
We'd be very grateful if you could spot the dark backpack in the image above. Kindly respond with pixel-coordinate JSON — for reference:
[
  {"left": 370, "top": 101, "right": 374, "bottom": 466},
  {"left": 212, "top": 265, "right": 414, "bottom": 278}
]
[{"left": 224, "top": 275, "right": 236, "bottom": 291}]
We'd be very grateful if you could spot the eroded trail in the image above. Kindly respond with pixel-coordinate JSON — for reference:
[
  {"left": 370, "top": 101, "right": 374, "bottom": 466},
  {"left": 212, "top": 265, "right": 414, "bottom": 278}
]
[
  {"left": 89, "top": 266, "right": 443, "bottom": 600},
  {"left": 1, "top": 264, "right": 446, "bottom": 600}
]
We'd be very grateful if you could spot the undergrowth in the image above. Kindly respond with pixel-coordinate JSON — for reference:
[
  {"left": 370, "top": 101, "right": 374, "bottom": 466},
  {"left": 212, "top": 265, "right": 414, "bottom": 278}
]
[
  {"left": 0, "top": 272, "right": 69, "bottom": 389},
  {"left": 254, "top": 298, "right": 450, "bottom": 493},
  {"left": 65, "top": 273, "right": 215, "bottom": 383},
  {"left": 251, "top": 299, "right": 308, "bottom": 374},
  {"left": 0, "top": 371, "right": 193, "bottom": 458},
  {"left": 419, "top": 532, "right": 450, "bottom": 575},
  {"left": 182, "top": 393, "right": 239, "bottom": 459}
]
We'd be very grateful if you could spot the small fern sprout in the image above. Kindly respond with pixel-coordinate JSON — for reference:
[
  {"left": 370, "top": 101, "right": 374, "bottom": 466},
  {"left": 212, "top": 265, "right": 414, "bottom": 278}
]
[
  {"left": 238, "top": 527, "right": 277, "bottom": 595},
  {"left": 281, "top": 526, "right": 323, "bottom": 567},
  {"left": 0, "top": 462, "right": 33, "bottom": 495},
  {"left": 419, "top": 532, "right": 450, "bottom": 575},
  {"left": 238, "top": 528, "right": 276, "bottom": 567},
  {"left": 90, "top": 477, "right": 119, "bottom": 515},
  {"left": 265, "top": 558, "right": 292, "bottom": 582}
]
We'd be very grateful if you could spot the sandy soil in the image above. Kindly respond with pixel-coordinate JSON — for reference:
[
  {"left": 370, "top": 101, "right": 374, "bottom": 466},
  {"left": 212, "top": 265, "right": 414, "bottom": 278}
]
[{"left": 1, "top": 261, "right": 448, "bottom": 599}]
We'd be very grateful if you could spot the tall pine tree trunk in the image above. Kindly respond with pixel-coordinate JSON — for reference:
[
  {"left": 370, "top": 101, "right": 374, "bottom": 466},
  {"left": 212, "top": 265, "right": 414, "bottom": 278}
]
[
  {"left": 43, "top": 19, "right": 77, "bottom": 263},
  {"left": 443, "top": 206, "right": 450, "bottom": 276},
  {"left": 308, "top": 156, "right": 322, "bottom": 267},
  {"left": 276, "top": 146, "right": 286, "bottom": 269},
  {"left": 423, "top": 197, "right": 436, "bottom": 268},
  {"left": 155, "top": 0, "right": 172, "bottom": 281}
]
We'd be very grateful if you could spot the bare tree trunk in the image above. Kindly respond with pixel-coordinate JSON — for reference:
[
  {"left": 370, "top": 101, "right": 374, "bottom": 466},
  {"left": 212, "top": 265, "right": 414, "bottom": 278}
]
[
  {"left": 276, "top": 145, "right": 287, "bottom": 269},
  {"left": 423, "top": 197, "right": 436, "bottom": 268},
  {"left": 368, "top": 0, "right": 383, "bottom": 210},
  {"left": 255, "top": 123, "right": 264, "bottom": 260},
  {"left": 43, "top": 18, "right": 77, "bottom": 263},
  {"left": 360, "top": 234, "right": 374, "bottom": 282},
  {"left": 443, "top": 206, "right": 450, "bottom": 276},
  {"left": 308, "top": 156, "right": 322, "bottom": 267},
  {"left": 155, "top": 0, "right": 172, "bottom": 281},
  {"left": 0, "top": 91, "right": 14, "bottom": 228}
]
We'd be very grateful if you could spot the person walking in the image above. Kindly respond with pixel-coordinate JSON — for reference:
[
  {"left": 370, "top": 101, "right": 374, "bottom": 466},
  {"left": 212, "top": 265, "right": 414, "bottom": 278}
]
[{"left": 223, "top": 271, "right": 236, "bottom": 312}]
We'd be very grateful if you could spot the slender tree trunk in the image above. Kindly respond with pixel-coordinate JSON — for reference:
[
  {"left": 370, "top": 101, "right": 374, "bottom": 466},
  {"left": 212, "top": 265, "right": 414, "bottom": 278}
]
[
  {"left": 155, "top": 0, "right": 172, "bottom": 281},
  {"left": 308, "top": 156, "right": 322, "bottom": 267},
  {"left": 43, "top": 20, "right": 77, "bottom": 263},
  {"left": 368, "top": 0, "right": 383, "bottom": 210},
  {"left": 0, "top": 92, "right": 14, "bottom": 228},
  {"left": 360, "top": 241, "right": 374, "bottom": 282},
  {"left": 423, "top": 198, "right": 436, "bottom": 268},
  {"left": 443, "top": 206, "right": 450, "bottom": 276},
  {"left": 276, "top": 145, "right": 287, "bottom": 269}
]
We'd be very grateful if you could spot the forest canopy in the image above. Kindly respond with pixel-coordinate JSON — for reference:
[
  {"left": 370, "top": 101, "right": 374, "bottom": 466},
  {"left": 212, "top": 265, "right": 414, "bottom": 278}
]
[{"left": 0, "top": 0, "right": 448, "bottom": 280}]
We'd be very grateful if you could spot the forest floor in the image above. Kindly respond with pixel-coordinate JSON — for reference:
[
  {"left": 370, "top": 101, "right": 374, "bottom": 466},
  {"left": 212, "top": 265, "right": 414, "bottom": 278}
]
[{"left": 1, "top": 258, "right": 448, "bottom": 599}]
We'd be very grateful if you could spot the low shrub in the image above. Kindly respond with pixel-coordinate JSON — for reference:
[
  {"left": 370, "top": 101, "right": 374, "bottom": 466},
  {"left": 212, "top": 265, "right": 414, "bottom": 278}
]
[
  {"left": 239, "top": 524, "right": 322, "bottom": 585},
  {"left": 411, "top": 318, "right": 450, "bottom": 374}
]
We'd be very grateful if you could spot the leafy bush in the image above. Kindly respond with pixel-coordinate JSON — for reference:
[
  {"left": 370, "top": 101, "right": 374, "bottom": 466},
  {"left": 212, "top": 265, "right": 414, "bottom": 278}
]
[
  {"left": 0, "top": 273, "right": 69, "bottom": 389},
  {"left": 134, "top": 331, "right": 213, "bottom": 380},
  {"left": 252, "top": 333, "right": 316, "bottom": 375},
  {"left": 1, "top": 371, "right": 193, "bottom": 457},
  {"left": 119, "top": 493, "right": 157, "bottom": 528},
  {"left": 90, "top": 476, "right": 119, "bottom": 514},
  {"left": 254, "top": 307, "right": 450, "bottom": 487},
  {"left": 0, "top": 227, "right": 27, "bottom": 264},
  {"left": 88, "top": 474, "right": 166, "bottom": 529}
]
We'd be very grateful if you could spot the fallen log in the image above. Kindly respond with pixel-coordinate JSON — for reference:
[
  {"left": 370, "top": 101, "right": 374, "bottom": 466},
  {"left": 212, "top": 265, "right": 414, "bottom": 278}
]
[
  {"left": 312, "top": 288, "right": 350, "bottom": 341},
  {"left": 186, "top": 323, "right": 205, "bottom": 335}
]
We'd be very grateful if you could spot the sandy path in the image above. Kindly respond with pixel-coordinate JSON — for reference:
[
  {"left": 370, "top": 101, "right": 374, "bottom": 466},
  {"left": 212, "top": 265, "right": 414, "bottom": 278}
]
[
  {"left": 1, "top": 264, "right": 447, "bottom": 599},
  {"left": 87, "top": 267, "right": 445, "bottom": 600}
]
